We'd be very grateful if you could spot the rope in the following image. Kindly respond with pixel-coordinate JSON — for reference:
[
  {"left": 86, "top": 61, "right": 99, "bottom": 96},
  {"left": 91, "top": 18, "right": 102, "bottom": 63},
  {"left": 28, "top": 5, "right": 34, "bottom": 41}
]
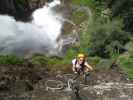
[{"left": 45, "top": 80, "right": 64, "bottom": 91}]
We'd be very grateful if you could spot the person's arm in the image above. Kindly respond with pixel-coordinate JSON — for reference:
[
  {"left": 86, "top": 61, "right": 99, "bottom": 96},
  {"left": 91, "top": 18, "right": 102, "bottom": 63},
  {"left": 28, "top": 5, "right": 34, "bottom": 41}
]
[
  {"left": 72, "top": 64, "right": 77, "bottom": 73},
  {"left": 72, "top": 59, "right": 77, "bottom": 73},
  {"left": 85, "top": 62, "right": 93, "bottom": 71}
]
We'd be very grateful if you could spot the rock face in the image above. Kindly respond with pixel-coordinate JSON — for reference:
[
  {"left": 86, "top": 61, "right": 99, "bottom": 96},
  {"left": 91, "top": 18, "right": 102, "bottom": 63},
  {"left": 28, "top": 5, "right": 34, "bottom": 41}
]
[
  {"left": 0, "top": 0, "right": 47, "bottom": 21},
  {"left": 0, "top": 64, "right": 133, "bottom": 100},
  {"left": 0, "top": 64, "right": 47, "bottom": 93}
]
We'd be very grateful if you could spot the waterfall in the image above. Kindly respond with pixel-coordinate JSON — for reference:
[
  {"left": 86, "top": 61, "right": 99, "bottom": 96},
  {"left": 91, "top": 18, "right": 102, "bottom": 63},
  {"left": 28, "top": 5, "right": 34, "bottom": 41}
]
[{"left": 0, "top": 0, "right": 63, "bottom": 56}]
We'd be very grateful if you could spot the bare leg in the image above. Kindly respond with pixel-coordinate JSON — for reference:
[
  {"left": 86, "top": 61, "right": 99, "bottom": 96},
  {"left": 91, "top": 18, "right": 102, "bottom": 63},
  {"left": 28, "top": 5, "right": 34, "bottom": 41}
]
[{"left": 83, "top": 68, "right": 90, "bottom": 84}]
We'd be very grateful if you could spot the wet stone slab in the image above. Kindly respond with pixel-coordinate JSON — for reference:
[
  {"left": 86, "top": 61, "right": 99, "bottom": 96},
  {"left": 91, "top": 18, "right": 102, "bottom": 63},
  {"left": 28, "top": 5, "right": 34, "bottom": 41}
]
[{"left": 1, "top": 82, "right": 133, "bottom": 100}]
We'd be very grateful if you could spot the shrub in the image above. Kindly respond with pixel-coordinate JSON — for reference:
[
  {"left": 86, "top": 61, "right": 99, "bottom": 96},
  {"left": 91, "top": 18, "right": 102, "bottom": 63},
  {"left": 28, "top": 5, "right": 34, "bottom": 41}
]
[
  {"left": 30, "top": 54, "right": 49, "bottom": 66},
  {"left": 88, "top": 19, "right": 129, "bottom": 58},
  {"left": 0, "top": 54, "right": 24, "bottom": 65},
  {"left": 118, "top": 52, "right": 133, "bottom": 80}
]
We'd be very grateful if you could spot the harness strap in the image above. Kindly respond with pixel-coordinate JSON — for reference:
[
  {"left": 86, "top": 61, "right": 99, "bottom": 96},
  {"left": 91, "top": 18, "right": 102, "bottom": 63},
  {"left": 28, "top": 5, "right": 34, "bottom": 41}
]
[{"left": 74, "top": 59, "right": 85, "bottom": 73}]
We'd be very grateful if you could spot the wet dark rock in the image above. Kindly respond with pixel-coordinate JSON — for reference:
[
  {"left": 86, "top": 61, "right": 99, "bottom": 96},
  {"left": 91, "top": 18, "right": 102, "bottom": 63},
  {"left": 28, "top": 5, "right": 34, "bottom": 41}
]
[
  {"left": 0, "top": 64, "right": 133, "bottom": 100},
  {"left": 0, "top": 64, "right": 48, "bottom": 94},
  {"left": 0, "top": 0, "right": 47, "bottom": 21},
  {"left": 0, "top": 77, "right": 10, "bottom": 91}
]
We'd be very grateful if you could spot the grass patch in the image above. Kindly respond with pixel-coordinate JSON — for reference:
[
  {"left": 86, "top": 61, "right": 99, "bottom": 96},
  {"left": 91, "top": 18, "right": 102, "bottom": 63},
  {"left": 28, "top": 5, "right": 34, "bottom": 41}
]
[
  {"left": 0, "top": 54, "right": 24, "bottom": 65},
  {"left": 30, "top": 49, "right": 78, "bottom": 72},
  {"left": 118, "top": 53, "right": 133, "bottom": 80}
]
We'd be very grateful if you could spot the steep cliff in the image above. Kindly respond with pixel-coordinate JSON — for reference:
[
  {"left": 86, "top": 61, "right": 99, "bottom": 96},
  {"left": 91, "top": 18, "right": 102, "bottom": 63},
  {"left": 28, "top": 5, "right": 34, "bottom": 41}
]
[{"left": 0, "top": 0, "right": 47, "bottom": 21}]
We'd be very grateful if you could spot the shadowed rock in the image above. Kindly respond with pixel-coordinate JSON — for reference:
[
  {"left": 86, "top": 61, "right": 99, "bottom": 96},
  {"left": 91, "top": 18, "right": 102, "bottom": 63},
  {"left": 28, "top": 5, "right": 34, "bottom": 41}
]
[{"left": 0, "top": 0, "right": 47, "bottom": 21}]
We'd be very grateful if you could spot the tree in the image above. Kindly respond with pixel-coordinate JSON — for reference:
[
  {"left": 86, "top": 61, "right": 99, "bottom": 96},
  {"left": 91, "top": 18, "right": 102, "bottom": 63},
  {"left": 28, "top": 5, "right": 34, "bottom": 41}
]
[
  {"left": 95, "top": 0, "right": 133, "bottom": 33},
  {"left": 88, "top": 19, "right": 129, "bottom": 58}
]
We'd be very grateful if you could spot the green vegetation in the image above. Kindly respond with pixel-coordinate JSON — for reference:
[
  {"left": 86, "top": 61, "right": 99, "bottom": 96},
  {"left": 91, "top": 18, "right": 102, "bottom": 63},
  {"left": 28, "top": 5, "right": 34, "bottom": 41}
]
[
  {"left": 14, "top": 0, "right": 29, "bottom": 11},
  {"left": 0, "top": 0, "right": 132, "bottom": 79},
  {"left": 88, "top": 19, "right": 129, "bottom": 58},
  {"left": 95, "top": 0, "right": 133, "bottom": 33},
  {"left": 118, "top": 52, "right": 133, "bottom": 79},
  {"left": 31, "top": 54, "right": 49, "bottom": 66},
  {"left": 71, "top": 11, "right": 88, "bottom": 24},
  {"left": 70, "top": 0, "right": 133, "bottom": 79},
  {"left": 0, "top": 54, "right": 24, "bottom": 65},
  {"left": 71, "top": 0, "right": 91, "bottom": 6}
]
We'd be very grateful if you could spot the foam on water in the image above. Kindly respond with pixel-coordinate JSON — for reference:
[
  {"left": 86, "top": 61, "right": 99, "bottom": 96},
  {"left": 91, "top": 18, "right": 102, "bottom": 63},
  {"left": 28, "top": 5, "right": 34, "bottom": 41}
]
[{"left": 0, "top": 0, "right": 63, "bottom": 56}]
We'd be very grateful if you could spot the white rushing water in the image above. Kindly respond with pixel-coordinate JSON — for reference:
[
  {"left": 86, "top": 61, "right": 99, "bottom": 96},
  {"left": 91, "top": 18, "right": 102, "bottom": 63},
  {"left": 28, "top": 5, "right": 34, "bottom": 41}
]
[{"left": 0, "top": 0, "right": 63, "bottom": 56}]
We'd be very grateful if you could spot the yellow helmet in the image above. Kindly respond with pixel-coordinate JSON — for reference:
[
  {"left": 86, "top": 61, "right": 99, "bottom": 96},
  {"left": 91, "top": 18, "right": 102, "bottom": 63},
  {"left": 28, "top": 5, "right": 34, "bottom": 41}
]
[{"left": 77, "top": 53, "right": 85, "bottom": 59}]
